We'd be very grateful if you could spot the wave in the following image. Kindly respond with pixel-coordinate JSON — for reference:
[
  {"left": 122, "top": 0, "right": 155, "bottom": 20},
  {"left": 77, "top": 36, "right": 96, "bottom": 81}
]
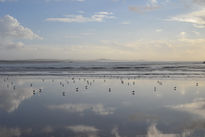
[{"left": 0, "top": 61, "right": 205, "bottom": 77}]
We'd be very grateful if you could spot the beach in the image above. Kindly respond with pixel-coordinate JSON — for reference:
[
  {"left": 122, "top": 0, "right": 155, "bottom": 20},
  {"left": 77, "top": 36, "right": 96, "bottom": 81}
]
[{"left": 0, "top": 61, "right": 205, "bottom": 137}]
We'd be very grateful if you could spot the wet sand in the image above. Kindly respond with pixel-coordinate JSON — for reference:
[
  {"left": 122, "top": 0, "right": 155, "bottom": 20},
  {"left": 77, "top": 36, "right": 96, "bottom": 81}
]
[{"left": 0, "top": 75, "right": 205, "bottom": 137}]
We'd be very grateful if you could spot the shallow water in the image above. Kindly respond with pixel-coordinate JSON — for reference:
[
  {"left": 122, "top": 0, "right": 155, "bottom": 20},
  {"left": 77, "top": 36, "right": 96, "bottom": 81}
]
[{"left": 0, "top": 76, "right": 205, "bottom": 137}]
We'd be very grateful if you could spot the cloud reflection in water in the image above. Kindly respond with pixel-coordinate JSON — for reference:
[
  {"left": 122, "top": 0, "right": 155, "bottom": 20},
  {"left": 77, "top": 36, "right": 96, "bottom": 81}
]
[
  {"left": 47, "top": 103, "right": 115, "bottom": 116},
  {"left": 0, "top": 87, "right": 33, "bottom": 112}
]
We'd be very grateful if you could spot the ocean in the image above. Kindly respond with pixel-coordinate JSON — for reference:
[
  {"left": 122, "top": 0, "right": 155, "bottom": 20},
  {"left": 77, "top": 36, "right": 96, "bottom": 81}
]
[{"left": 0, "top": 61, "right": 205, "bottom": 77}]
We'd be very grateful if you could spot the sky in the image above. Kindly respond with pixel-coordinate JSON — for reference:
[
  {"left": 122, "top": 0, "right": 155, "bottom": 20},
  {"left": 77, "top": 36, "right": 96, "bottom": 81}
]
[{"left": 0, "top": 0, "right": 205, "bottom": 61}]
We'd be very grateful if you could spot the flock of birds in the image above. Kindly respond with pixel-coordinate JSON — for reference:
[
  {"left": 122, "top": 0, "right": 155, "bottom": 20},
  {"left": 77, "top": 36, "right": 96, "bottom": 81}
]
[{"left": 0, "top": 76, "right": 200, "bottom": 96}]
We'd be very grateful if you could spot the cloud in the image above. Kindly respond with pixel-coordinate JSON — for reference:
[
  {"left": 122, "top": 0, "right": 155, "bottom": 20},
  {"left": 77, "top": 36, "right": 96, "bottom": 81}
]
[
  {"left": 168, "top": 8, "right": 205, "bottom": 28},
  {"left": 150, "top": 0, "right": 158, "bottom": 4},
  {"left": 3, "top": 36, "right": 205, "bottom": 61},
  {"left": 47, "top": 103, "right": 115, "bottom": 116},
  {"left": 1, "top": 0, "right": 85, "bottom": 2},
  {"left": 0, "top": 86, "right": 33, "bottom": 112},
  {"left": 128, "top": 0, "right": 160, "bottom": 13},
  {"left": 0, "top": 15, "right": 42, "bottom": 49},
  {"left": 46, "top": 12, "right": 114, "bottom": 23},
  {"left": 64, "top": 32, "right": 95, "bottom": 39},
  {"left": 155, "top": 29, "right": 163, "bottom": 32},
  {"left": 0, "top": 15, "right": 41, "bottom": 40},
  {"left": 0, "top": 0, "right": 16, "bottom": 2},
  {"left": 128, "top": 5, "right": 160, "bottom": 13},
  {"left": 178, "top": 32, "right": 187, "bottom": 39},
  {"left": 45, "top": 0, "right": 85, "bottom": 2},
  {"left": 192, "top": 0, "right": 205, "bottom": 5},
  {"left": 120, "top": 21, "right": 131, "bottom": 25}
]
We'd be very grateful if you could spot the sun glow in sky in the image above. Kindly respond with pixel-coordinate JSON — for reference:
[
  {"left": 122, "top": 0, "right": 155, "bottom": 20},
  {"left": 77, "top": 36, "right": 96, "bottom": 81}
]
[{"left": 0, "top": 0, "right": 205, "bottom": 61}]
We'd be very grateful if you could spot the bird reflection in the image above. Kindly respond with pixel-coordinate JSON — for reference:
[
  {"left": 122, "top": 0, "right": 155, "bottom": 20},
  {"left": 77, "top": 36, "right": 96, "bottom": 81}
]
[
  {"left": 1, "top": 76, "right": 203, "bottom": 99},
  {"left": 13, "top": 86, "right": 16, "bottom": 90},
  {"left": 62, "top": 92, "right": 65, "bottom": 96},
  {"left": 154, "top": 87, "right": 157, "bottom": 92}
]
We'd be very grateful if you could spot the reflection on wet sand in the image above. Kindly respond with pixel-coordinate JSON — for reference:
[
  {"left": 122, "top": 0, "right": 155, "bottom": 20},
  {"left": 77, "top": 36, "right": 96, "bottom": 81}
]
[
  {"left": 66, "top": 125, "right": 99, "bottom": 137},
  {"left": 0, "top": 127, "right": 32, "bottom": 137},
  {"left": 0, "top": 87, "right": 33, "bottom": 112},
  {"left": 169, "top": 98, "right": 205, "bottom": 118},
  {"left": 0, "top": 76, "right": 205, "bottom": 137},
  {"left": 48, "top": 103, "right": 115, "bottom": 116}
]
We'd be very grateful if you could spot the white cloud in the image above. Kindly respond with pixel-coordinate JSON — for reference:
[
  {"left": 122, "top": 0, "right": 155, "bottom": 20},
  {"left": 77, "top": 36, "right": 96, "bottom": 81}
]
[
  {"left": 128, "top": 0, "right": 160, "bottom": 13},
  {"left": 150, "top": 0, "right": 158, "bottom": 5},
  {"left": 128, "top": 5, "right": 160, "bottom": 13},
  {"left": 192, "top": 0, "right": 205, "bottom": 5},
  {"left": 0, "top": 15, "right": 42, "bottom": 49},
  {"left": 45, "top": 0, "right": 85, "bottom": 2},
  {"left": 0, "top": 15, "right": 41, "bottom": 40},
  {"left": 64, "top": 32, "right": 95, "bottom": 39},
  {"left": 156, "top": 29, "right": 163, "bottom": 32},
  {"left": 0, "top": 0, "right": 16, "bottom": 2},
  {"left": 120, "top": 21, "right": 131, "bottom": 25},
  {"left": 178, "top": 32, "right": 187, "bottom": 39},
  {"left": 46, "top": 12, "right": 114, "bottom": 23},
  {"left": 47, "top": 103, "right": 115, "bottom": 116},
  {"left": 2, "top": 36, "right": 205, "bottom": 61},
  {"left": 169, "top": 9, "right": 205, "bottom": 28}
]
